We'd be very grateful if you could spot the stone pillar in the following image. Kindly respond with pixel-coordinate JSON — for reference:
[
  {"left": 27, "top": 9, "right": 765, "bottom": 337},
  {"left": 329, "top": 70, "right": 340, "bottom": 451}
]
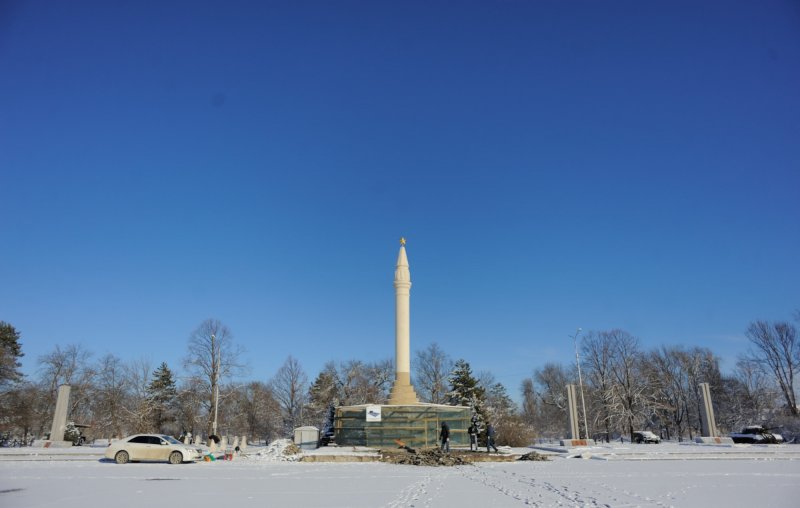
[
  {"left": 699, "top": 382, "right": 717, "bottom": 437},
  {"left": 560, "top": 384, "right": 595, "bottom": 447},
  {"left": 567, "top": 384, "right": 580, "bottom": 440},
  {"left": 695, "top": 382, "right": 734, "bottom": 444},
  {"left": 388, "top": 239, "right": 419, "bottom": 404},
  {"left": 49, "top": 385, "right": 71, "bottom": 444}
]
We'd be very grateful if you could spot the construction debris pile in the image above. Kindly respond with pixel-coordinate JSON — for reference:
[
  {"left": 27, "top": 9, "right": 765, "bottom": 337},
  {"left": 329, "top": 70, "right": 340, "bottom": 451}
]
[
  {"left": 517, "top": 451, "right": 549, "bottom": 461},
  {"left": 249, "top": 439, "right": 302, "bottom": 462},
  {"left": 380, "top": 447, "right": 473, "bottom": 467}
]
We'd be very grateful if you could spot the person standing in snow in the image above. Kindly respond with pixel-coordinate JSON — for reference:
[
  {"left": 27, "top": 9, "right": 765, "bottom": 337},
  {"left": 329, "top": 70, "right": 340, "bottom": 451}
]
[
  {"left": 468, "top": 422, "right": 479, "bottom": 451},
  {"left": 440, "top": 422, "right": 450, "bottom": 453},
  {"left": 486, "top": 423, "right": 499, "bottom": 453}
]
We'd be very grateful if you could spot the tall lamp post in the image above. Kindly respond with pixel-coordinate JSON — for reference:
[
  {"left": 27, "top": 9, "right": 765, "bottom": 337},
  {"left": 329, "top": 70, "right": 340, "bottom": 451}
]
[
  {"left": 571, "top": 327, "right": 590, "bottom": 439},
  {"left": 211, "top": 334, "right": 220, "bottom": 437}
]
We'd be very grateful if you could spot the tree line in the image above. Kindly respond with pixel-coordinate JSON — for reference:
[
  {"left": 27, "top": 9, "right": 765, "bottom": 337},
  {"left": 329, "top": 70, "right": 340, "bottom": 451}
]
[
  {"left": 0, "top": 311, "right": 798, "bottom": 445},
  {"left": 525, "top": 313, "right": 799, "bottom": 442}
]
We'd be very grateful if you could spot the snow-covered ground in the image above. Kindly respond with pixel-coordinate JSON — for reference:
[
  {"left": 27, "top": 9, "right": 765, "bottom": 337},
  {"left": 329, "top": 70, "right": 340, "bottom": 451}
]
[{"left": 1, "top": 442, "right": 798, "bottom": 507}]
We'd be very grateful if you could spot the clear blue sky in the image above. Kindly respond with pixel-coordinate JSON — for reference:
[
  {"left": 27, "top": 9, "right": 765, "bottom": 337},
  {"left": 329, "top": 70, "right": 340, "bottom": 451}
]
[{"left": 2, "top": 0, "right": 798, "bottom": 397}]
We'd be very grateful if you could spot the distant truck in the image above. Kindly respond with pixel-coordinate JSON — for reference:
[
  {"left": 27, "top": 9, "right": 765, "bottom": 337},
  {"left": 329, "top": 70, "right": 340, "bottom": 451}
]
[
  {"left": 632, "top": 430, "right": 661, "bottom": 444},
  {"left": 66, "top": 422, "right": 91, "bottom": 446},
  {"left": 730, "top": 425, "right": 784, "bottom": 444}
]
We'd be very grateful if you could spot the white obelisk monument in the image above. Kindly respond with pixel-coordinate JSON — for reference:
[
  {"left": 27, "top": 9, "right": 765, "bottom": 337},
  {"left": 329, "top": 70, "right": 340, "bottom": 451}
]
[{"left": 388, "top": 238, "right": 419, "bottom": 405}]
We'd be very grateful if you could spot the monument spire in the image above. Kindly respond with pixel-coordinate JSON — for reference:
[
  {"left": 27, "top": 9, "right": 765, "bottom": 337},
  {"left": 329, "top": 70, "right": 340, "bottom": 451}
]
[{"left": 388, "top": 237, "right": 419, "bottom": 405}]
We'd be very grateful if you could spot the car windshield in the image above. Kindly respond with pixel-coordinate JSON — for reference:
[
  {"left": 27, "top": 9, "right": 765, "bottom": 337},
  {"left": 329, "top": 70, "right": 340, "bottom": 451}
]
[{"left": 161, "top": 435, "right": 181, "bottom": 444}]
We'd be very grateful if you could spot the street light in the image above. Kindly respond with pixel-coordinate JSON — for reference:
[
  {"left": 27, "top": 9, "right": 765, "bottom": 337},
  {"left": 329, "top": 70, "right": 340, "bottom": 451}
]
[
  {"left": 571, "top": 327, "right": 590, "bottom": 440},
  {"left": 212, "top": 334, "right": 220, "bottom": 437}
]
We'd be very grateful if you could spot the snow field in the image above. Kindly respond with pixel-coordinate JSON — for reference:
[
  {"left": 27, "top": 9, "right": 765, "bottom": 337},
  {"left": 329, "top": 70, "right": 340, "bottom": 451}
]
[{"left": 1, "top": 450, "right": 799, "bottom": 507}]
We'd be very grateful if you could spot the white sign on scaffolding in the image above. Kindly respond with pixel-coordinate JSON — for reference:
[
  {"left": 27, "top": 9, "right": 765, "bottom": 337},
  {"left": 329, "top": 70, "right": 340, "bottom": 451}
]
[{"left": 366, "top": 405, "right": 382, "bottom": 422}]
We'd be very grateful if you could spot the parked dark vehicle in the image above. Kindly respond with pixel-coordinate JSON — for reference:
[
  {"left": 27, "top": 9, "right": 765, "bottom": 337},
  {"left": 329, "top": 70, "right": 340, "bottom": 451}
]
[
  {"left": 632, "top": 431, "right": 661, "bottom": 444},
  {"left": 730, "top": 425, "right": 784, "bottom": 444}
]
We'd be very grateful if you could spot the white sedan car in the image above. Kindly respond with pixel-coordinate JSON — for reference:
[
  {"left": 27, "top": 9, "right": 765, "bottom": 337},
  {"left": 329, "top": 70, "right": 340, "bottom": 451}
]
[{"left": 105, "top": 434, "right": 204, "bottom": 464}]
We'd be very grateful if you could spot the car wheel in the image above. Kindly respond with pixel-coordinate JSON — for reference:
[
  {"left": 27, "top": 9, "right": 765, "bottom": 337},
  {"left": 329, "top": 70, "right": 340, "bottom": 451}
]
[
  {"left": 635, "top": 437, "right": 643, "bottom": 444},
  {"left": 168, "top": 451, "right": 183, "bottom": 464},
  {"left": 115, "top": 451, "right": 129, "bottom": 464}
]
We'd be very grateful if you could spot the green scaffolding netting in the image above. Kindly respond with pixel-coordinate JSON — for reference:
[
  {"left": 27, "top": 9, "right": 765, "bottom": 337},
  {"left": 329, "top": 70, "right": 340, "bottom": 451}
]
[{"left": 334, "top": 404, "right": 471, "bottom": 448}]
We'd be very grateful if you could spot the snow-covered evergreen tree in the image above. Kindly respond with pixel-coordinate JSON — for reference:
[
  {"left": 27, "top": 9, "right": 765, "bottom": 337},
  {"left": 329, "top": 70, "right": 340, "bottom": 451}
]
[
  {"left": 447, "top": 359, "right": 485, "bottom": 406},
  {"left": 147, "top": 362, "right": 177, "bottom": 433},
  {"left": 447, "top": 359, "right": 488, "bottom": 432},
  {"left": 306, "top": 370, "right": 337, "bottom": 429},
  {"left": 63, "top": 421, "right": 80, "bottom": 443},
  {"left": 0, "top": 321, "right": 24, "bottom": 387},
  {"left": 486, "top": 382, "right": 515, "bottom": 419}
]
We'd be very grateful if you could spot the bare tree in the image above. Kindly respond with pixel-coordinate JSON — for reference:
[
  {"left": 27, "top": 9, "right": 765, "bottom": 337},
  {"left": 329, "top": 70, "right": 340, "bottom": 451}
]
[
  {"left": 36, "top": 344, "right": 94, "bottom": 432},
  {"left": 533, "top": 363, "right": 572, "bottom": 438},
  {"left": 124, "top": 358, "right": 156, "bottom": 434},
  {"left": 270, "top": 356, "right": 308, "bottom": 435},
  {"left": 413, "top": 343, "right": 453, "bottom": 404},
  {"left": 183, "top": 319, "right": 246, "bottom": 436},
  {"left": 91, "top": 354, "right": 129, "bottom": 438},
  {"left": 484, "top": 380, "right": 531, "bottom": 446},
  {"left": 733, "top": 357, "right": 779, "bottom": 425},
  {"left": 175, "top": 377, "right": 205, "bottom": 438},
  {"left": 745, "top": 320, "right": 798, "bottom": 416},
  {"left": 360, "top": 359, "right": 394, "bottom": 404},
  {"left": 581, "top": 331, "right": 616, "bottom": 441},
  {"left": 228, "top": 381, "right": 282, "bottom": 443},
  {"left": 322, "top": 358, "right": 394, "bottom": 406},
  {"left": 642, "top": 346, "right": 690, "bottom": 440},
  {"left": 534, "top": 363, "right": 570, "bottom": 409},
  {"left": 714, "top": 373, "right": 750, "bottom": 435},
  {"left": 3, "top": 381, "right": 41, "bottom": 442},
  {"left": 520, "top": 378, "right": 537, "bottom": 428},
  {"left": 639, "top": 345, "right": 723, "bottom": 440},
  {"left": 605, "top": 330, "right": 646, "bottom": 440},
  {"left": 681, "top": 347, "right": 723, "bottom": 437}
]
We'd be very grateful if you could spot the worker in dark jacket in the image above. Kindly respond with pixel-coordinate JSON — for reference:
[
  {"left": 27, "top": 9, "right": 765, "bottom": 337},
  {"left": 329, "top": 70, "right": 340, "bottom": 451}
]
[
  {"left": 486, "top": 423, "right": 499, "bottom": 453},
  {"left": 440, "top": 422, "right": 450, "bottom": 452},
  {"left": 468, "top": 423, "right": 479, "bottom": 451}
]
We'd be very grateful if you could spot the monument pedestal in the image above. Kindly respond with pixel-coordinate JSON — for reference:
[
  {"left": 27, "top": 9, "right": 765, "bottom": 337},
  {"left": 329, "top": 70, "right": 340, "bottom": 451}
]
[{"left": 387, "top": 373, "right": 419, "bottom": 405}]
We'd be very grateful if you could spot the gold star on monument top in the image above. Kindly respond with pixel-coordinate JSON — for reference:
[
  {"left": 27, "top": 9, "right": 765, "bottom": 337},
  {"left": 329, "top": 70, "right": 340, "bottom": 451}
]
[{"left": 400, "top": 237, "right": 406, "bottom": 246}]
